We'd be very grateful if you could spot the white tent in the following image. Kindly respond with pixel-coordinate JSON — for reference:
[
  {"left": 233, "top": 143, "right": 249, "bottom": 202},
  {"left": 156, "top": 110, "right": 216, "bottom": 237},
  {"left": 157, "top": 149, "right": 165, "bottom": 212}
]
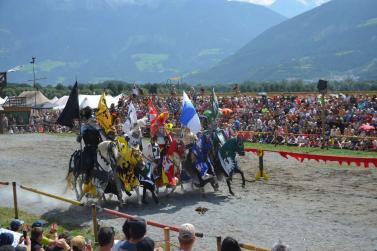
[
  {"left": 18, "top": 91, "right": 50, "bottom": 106},
  {"left": 53, "top": 94, "right": 122, "bottom": 110},
  {"left": 0, "top": 97, "right": 5, "bottom": 105},
  {"left": 50, "top": 96, "right": 59, "bottom": 103}
]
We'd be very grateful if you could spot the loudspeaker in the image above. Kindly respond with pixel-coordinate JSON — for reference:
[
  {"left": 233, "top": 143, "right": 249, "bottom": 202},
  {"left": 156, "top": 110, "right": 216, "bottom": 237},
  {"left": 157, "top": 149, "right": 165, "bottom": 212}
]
[{"left": 317, "top": 79, "right": 328, "bottom": 92}]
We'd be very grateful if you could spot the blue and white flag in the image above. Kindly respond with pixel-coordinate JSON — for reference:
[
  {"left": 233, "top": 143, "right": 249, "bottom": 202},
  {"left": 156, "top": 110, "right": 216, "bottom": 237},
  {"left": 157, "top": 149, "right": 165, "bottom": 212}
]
[{"left": 180, "top": 91, "right": 201, "bottom": 134}]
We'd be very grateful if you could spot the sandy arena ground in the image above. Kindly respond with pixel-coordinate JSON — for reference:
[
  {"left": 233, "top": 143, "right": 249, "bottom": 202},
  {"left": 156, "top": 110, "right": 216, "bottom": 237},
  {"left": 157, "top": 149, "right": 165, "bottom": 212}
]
[{"left": 0, "top": 134, "right": 377, "bottom": 250}]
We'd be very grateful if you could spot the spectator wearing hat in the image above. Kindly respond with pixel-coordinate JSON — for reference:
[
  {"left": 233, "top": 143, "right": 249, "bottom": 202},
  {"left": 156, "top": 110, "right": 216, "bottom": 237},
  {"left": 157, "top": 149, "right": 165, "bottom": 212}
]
[
  {"left": 0, "top": 233, "right": 14, "bottom": 247},
  {"left": 221, "top": 237, "right": 241, "bottom": 251},
  {"left": 9, "top": 220, "right": 24, "bottom": 233},
  {"left": 271, "top": 240, "right": 290, "bottom": 251},
  {"left": 98, "top": 227, "right": 115, "bottom": 251},
  {"left": 176, "top": 223, "right": 196, "bottom": 251},
  {"left": 117, "top": 218, "right": 147, "bottom": 251}
]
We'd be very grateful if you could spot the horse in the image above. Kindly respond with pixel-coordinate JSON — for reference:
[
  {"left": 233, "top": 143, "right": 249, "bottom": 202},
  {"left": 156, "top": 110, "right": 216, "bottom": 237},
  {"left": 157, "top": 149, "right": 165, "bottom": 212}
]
[
  {"left": 211, "top": 130, "right": 246, "bottom": 195},
  {"left": 66, "top": 140, "right": 122, "bottom": 203},
  {"left": 115, "top": 137, "right": 158, "bottom": 204},
  {"left": 153, "top": 139, "right": 186, "bottom": 195},
  {"left": 180, "top": 133, "right": 219, "bottom": 193},
  {"left": 67, "top": 138, "right": 158, "bottom": 205}
]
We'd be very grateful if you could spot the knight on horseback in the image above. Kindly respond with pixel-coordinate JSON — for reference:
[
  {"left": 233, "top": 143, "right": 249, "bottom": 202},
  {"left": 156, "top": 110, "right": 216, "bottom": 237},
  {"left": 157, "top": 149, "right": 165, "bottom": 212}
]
[{"left": 77, "top": 106, "right": 102, "bottom": 184}]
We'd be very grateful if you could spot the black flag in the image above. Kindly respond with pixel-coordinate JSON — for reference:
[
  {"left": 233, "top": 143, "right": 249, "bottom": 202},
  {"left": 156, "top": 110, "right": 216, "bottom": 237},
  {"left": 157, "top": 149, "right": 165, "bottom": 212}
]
[
  {"left": 0, "top": 72, "right": 7, "bottom": 88},
  {"left": 56, "top": 81, "right": 79, "bottom": 127}
]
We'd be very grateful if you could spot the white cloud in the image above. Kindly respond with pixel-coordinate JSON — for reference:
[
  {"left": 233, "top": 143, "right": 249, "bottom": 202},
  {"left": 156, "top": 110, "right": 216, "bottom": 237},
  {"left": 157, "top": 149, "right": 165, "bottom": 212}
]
[{"left": 227, "top": 0, "right": 276, "bottom": 6}]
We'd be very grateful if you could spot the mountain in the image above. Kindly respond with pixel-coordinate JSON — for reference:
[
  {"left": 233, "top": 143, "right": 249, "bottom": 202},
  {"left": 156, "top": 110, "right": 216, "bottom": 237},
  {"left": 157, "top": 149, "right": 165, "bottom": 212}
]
[
  {"left": 0, "top": 0, "right": 285, "bottom": 84},
  {"left": 269, "top": 0, "right": 329, "bottom": 18},
  {"left": 193, "top": 0, "right": 377, "bottom": 83}
]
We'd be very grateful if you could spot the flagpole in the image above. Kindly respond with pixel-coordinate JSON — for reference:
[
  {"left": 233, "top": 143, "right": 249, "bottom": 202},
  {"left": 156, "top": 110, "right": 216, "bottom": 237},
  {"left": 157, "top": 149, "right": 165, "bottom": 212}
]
[{"left": 76, "top": 78, "right": 84, "bottom": 174}]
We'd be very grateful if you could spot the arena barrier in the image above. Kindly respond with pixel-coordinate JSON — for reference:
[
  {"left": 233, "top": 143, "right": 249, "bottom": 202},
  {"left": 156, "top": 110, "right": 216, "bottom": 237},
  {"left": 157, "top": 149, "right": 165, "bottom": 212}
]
[
  {"left": 0, "top": 181, "right": 9, "bottom": 186},
  {"left": 6, "top": 182, "right": 84, "bottom": 219},
  {"left": 245, "top": 148, "right": 377, "bottom": 168},
  {"left": 19, "top": 185, "right": 84, "bottom": 206},
  {"left": 102, "top": 208, "right": 270, "bottom": 251}
]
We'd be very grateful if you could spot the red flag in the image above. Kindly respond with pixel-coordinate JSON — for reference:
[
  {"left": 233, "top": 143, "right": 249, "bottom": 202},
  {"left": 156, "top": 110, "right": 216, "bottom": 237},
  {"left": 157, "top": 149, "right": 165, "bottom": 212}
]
[
  {"left": 148, "top": 98, "right": 158, "bottom": 137},
  {"left": 148, "top": 98, "right": 158, "bottom": 122}
]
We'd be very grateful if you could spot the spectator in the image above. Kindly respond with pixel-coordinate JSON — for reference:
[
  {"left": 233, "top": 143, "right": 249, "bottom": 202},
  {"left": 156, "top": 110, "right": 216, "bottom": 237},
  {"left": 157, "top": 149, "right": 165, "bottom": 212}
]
[
  {"left": 135, "top": 237, "right": 154, "bottom": 251},
  {"left": 10, "top": 220, "right": 24, "bottom": 233},
  {"left": 118, "top": 218, "right": 147, "bottom": 251},
  {"left": 98, "top": 227, "right": 115, "bottom": 251},
  {"left": 176, "top": 223, "right": 196, "bottom": 251},
  {"left": 0, "top": 233, "right": 14, "bottom": 247},
  {"left": 30, "top": 228, "right": 44, "bottom": 251},
  {"left": 0, "top": 246, "right": 15, "bottom": 251},
  {"left": 70, "top": 236, "right": 90, "bottom": 251},
  {"left": 221, "top": 237, "right": 241, "bottom": 251}
]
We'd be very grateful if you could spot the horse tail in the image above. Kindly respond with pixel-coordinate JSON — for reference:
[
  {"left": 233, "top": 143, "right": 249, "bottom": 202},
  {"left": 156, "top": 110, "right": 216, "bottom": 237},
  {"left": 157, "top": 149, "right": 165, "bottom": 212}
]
[{"left": 66, "top": 150, "right": 79, "bottom": 191}]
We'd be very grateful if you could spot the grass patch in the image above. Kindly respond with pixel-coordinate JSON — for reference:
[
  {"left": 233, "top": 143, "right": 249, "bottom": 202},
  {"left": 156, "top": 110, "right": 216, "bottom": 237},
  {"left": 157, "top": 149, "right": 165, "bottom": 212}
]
[
  {"left": 0, "top": 207, "right": 92, "bottom": 241},
  {"left": 131, "top": 53, "right": 169, "bottom": 72},
  {"left": 245, "top": 142, "right": 377, "bottom": 158},
  {"left": 358, "top": 17, "right": 377, "bottom": 28}
]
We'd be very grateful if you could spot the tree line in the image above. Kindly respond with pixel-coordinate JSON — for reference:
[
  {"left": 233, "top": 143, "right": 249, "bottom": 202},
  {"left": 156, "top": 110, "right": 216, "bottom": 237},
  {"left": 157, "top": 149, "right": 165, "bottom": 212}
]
[{"left": 2, "top": 79, "right": 377, "bottom": 99}]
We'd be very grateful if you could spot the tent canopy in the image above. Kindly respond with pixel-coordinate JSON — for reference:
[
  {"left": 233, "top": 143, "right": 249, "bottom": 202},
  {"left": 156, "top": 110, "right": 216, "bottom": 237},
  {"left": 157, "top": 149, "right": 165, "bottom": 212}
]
[{"left": 18, "top": 91, "right": 50, "bottom": 106}]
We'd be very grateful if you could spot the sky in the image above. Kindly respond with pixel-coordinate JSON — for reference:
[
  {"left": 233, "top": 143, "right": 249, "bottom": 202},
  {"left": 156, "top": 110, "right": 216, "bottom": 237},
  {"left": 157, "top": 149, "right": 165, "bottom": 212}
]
[{"left": 230, "top": 0, "right": 331, "bottom": 17}]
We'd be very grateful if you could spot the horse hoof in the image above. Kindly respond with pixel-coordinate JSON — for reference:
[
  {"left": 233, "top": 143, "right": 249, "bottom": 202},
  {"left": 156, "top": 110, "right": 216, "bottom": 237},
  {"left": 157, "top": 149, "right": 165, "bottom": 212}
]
[
  {"left": 230, "top": 192, "right": 235, "bottom": 196},
  {"left": 242, "top": 184, "right": 246, "bottom": 188}
]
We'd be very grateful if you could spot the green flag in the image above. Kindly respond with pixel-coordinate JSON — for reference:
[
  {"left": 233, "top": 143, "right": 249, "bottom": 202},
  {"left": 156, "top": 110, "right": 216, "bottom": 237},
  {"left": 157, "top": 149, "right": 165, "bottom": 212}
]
[{"left": 211, "top": 88, "right": 219, "bottom": 121}]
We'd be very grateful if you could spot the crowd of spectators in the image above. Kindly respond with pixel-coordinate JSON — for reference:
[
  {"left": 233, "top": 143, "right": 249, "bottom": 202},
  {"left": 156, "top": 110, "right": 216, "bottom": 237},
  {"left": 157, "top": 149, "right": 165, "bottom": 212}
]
[
  {"left": 2, "top": 90, "right": 377, "bottom": 151},
  {"left": 0, "top": 217, "right": 290, "bottom": 251}
]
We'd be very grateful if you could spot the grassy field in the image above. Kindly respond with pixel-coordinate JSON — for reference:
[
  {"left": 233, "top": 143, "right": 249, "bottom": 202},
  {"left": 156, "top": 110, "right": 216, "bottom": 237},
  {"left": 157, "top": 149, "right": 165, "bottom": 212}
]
[
  {"left": 245, "top": 142, "right": 377, "bottom": 158},
  {"left": 0, "top": 207, "right": 92, "bottom": 241}
]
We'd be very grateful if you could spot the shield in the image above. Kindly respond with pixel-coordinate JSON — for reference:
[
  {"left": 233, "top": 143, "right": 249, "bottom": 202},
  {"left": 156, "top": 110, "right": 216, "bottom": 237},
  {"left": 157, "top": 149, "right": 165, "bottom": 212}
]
[{"left": 218, "top": 151, "right": 234, "bottom": 176}]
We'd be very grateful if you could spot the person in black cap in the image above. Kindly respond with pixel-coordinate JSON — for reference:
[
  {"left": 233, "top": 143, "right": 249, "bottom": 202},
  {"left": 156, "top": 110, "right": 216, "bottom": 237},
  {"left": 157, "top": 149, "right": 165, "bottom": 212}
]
[
  {"left": 0, "top": 233, "right": 14, "bottom": 247},
  {"left": 118, "top": 218, "right": 146, "bottom": 251},
  {"left": 9, "top": 220, "right": 24, "bottom": 232},
  {"left": 221, "top": 237, "right": 241, "bottom": 251},
  {"left": 98, "top": 227, "right": 115, "bottom": 251}
]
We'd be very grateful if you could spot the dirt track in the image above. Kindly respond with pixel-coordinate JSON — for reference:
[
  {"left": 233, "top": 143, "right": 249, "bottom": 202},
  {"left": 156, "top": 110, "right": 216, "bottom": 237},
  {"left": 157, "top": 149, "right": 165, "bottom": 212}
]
[{"left": 1, "top": 134, "right": 377, "bottom": 250}]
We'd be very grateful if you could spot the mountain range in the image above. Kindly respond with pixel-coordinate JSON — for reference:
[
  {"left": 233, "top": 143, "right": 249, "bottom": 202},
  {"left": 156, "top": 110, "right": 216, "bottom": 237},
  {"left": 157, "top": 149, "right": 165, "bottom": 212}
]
[
  {"left": 0, "top": 0, "right": 285, "bottom": 83},
  {"left": 193, "top": 0, "right": 377, "bottom": 83}
]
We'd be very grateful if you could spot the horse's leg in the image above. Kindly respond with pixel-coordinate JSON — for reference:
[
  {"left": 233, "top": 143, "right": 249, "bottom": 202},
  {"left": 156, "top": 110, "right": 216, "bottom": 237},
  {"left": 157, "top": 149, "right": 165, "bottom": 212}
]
[
  {"left": 226, "top": 177, "right": 234, "bottom": 196},
  {"left": 142, "top": 187, "right": 148, "bottom": 204},
  {"left": 135, "top": 187, "right": 142, "bottom": 205},
  {"left": 151, "top": 189, "right": 159, "bottom": 204},
  {"left": 236, "top": 168, "right": 246, "bottom": 188}
]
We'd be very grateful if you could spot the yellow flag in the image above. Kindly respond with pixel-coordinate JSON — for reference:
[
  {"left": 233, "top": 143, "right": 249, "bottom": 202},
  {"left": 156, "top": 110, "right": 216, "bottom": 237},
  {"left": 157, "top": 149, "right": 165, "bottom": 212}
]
[{"left": 96, "top": 93, "right": 114, "bottom": 134}]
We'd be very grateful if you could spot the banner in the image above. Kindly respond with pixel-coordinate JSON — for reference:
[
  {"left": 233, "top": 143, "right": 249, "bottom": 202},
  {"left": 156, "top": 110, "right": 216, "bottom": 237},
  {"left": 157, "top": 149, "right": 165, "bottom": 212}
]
[{"left": 245, "top": 148, "right": 377, "bottom": 168}]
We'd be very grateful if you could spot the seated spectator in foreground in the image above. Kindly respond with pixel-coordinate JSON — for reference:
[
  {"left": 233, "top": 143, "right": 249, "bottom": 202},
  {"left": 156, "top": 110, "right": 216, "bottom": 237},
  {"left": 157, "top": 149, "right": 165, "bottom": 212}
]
[
  {"left": 30, "top": 228, "right": 44, "bottom": 251},
  {"left": 0, "top": 245, "right": 15, "bottom": 251},
  {"left": 70, "top": 236, "right": 91, "bottom": 251},
  {"left": 98, "top": 227, "right": 115, "bottom": 251},
  {"left": 9, "top": 220, "right": 24, "bottom": 233},
  {"left": 0, "top": 233, "right": 14, "bottom": 247},
  {"left": 118, "top": 218, "right": 146, "bottom": 251},
  {"left": 176, "top": 223, "right": 196, "bottom": 251},
  {"left": 135, "top": 237, "right": 159, "bottom": 251},
  {"left": 221, "top": 237, "right": 241, "bottom": 251}
]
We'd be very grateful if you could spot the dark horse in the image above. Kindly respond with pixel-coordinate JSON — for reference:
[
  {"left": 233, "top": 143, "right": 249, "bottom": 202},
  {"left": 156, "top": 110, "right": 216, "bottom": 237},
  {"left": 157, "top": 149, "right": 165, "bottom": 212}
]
[{"left": 210, "top": 130, "right": 246, "bottom": 195}]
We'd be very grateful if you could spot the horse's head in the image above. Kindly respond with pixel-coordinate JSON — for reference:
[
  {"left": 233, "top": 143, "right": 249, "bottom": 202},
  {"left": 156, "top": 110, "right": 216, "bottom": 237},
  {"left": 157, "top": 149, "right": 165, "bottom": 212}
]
[{"left": 130, "top": 147, "right": 146, "bottom": 170}]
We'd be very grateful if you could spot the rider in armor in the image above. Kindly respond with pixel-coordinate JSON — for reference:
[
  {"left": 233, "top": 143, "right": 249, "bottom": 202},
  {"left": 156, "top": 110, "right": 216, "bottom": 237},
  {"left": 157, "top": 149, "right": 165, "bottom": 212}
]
[{"left": 77, "top": 106, "right": 102, "bottom": 182}]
